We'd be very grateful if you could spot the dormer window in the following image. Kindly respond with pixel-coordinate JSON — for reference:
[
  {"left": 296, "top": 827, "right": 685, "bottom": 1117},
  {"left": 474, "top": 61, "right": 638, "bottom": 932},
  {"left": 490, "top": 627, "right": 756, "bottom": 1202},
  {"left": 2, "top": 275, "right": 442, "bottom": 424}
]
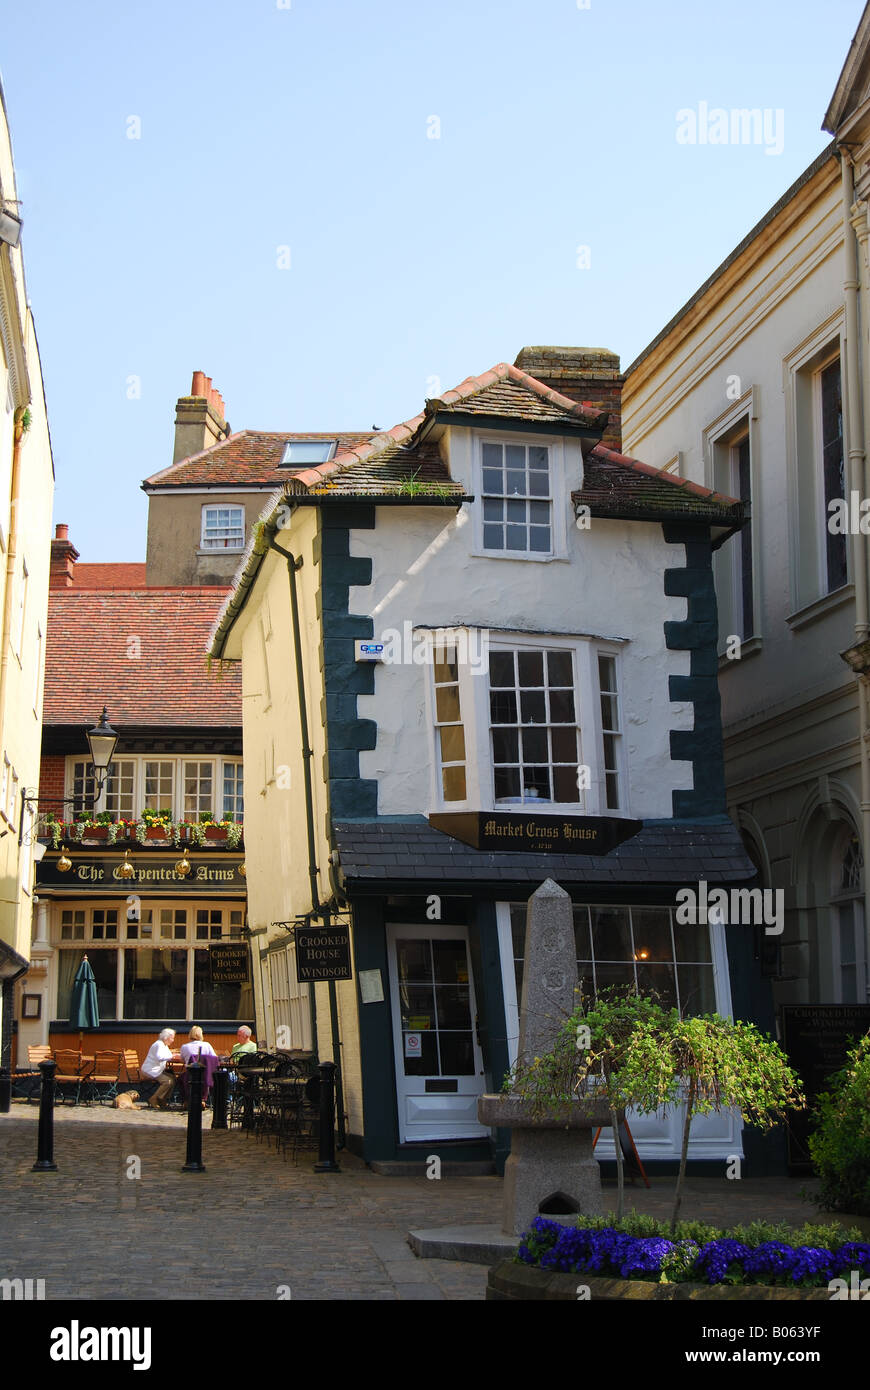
[
  {"left": 201, "top": 505, "right": 244, "bottom": 551},
  {"left": 481, "top": 441, "right": 552, "bottom": 554},
  {"left": 471, "top": 432, "right": 572, "bottom": 560},
  {"left": 280, "top": 440, "right": 337, "bottom": 467}
]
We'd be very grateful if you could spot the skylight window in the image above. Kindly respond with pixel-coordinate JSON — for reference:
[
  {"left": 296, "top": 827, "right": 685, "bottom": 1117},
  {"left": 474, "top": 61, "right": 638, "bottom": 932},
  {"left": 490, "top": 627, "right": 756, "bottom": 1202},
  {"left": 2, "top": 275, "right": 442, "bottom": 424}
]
[{"left": 280, "top": 440, "right": 336, "bottom": 467}]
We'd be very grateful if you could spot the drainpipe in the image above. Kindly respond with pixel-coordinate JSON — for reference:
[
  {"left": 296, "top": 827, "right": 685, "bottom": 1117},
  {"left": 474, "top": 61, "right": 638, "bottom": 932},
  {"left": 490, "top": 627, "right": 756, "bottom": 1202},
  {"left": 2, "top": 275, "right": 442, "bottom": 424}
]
[
  {"left": 841, "top": 147, "right": 870, "bottom": 1001},
  {"left": 268, "top": 534, "right": 346, "bottom": 1132}
]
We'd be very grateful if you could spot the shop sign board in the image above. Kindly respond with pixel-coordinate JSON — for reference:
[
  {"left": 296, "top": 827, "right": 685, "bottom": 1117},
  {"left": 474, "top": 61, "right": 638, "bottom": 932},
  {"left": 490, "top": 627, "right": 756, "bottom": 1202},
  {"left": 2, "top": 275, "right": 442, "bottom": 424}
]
[
  {"left": 295, "top": 926, "right": 352, "bottom": 982},
  {"left": 210, "top": 945, "right": 249, "bottom": 984},
  {"left": 429, "top": 811, "right": 642, "bottom": 855}
]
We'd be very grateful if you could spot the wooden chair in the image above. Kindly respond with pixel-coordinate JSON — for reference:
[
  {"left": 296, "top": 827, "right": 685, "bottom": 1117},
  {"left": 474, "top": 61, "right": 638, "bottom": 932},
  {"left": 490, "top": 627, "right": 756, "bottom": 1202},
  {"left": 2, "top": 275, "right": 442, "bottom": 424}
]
[
  {"left": 53, "top": 1050, "right": 85, "bottom": 1105},
  {"left": 9, "top": 1045, "right": 51, "bottom": 1100},
  {"left": 82, "top": 1051, "right": 122, "bottom": 1106},
  {"left": 123, "top": 1049, "right": 142, "bottom": 1083}
]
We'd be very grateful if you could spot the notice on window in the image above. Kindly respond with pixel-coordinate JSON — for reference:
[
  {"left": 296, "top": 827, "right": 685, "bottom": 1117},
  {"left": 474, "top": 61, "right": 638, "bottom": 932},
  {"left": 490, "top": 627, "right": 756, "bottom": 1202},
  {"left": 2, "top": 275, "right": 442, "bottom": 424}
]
[
  {"left": 359, "top": 969, "right": 384, "bottom": 1003},
  {"left": 404, "top": 1032, "right": 422, "bottom": 1059}
]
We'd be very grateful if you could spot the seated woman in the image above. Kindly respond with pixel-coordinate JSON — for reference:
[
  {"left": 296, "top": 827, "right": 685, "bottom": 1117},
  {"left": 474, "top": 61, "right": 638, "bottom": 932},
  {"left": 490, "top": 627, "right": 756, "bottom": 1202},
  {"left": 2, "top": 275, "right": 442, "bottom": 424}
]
[{"left": 179, "top": 1026, "right": 218, "bottom": 1108}]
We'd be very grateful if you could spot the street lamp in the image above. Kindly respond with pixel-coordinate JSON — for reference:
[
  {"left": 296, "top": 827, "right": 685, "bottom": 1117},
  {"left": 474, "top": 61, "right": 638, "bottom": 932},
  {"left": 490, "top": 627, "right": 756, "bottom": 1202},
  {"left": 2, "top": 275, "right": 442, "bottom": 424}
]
[{"left": 86, "top": 708, "right": 119, "bottom": 797}]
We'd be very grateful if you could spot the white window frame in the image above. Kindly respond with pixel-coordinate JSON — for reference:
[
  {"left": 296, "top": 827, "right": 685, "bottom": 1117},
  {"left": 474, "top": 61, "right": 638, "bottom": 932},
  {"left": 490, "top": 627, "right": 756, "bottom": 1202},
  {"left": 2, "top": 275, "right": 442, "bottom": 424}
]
[
  {"left": 222, "top": 759, "right": 244, "bottom": 820},
  {"left": 470, "top": 431, "right": 574, "bottom": 562},
  {"left": 703, "top": 386, "right": 761, "bottom": 658},
  {"left": 424, "top": 628, "right": 630, "bottom": 817},
  {"left": 200, "top": 504, "right": 245, "bottom": 552},
  {"left": 64, "top": 755, "right": 244, "bottom": 823},
  {"left": 784, "top": 314, "right": 852, "bottom": 620}
]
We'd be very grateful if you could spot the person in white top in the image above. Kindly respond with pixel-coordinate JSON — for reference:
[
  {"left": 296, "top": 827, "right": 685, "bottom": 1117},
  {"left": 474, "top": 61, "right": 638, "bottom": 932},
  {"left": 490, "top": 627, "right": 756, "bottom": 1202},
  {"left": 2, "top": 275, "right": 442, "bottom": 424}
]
[
  {"left": 143, "top": 1028, "right": 179, "bottom": 1109},
  {"left": 180, "top": 1025, "right": 217, "bottom": 1064}
]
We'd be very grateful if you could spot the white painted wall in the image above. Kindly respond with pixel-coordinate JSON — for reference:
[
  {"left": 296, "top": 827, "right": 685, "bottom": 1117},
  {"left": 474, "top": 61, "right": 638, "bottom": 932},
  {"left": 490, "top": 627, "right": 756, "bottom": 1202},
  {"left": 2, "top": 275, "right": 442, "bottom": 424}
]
[{"left": 352, "top": 427, "right": 696, "bottom": 821}]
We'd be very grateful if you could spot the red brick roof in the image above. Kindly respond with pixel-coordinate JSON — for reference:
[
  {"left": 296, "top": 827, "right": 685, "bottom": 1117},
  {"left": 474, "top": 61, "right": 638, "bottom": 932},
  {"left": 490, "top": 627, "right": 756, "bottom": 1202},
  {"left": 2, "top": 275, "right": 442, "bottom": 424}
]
[
  {"left": 143, "top": 432, "right": 376, "bottom": 490},
  {"left": 74, "top": 564, "right": 147, "bottom": 589},
  {"left": 44, "top": 588, "right": 242, "bottom": 727}
]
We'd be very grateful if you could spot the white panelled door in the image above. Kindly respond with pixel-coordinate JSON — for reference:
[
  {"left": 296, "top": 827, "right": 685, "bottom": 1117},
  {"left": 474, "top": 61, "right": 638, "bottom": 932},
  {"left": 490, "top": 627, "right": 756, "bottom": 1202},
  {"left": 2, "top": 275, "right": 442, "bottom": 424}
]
[{"left": 386, "top": 923, "right": 488, "bottom": 1142}]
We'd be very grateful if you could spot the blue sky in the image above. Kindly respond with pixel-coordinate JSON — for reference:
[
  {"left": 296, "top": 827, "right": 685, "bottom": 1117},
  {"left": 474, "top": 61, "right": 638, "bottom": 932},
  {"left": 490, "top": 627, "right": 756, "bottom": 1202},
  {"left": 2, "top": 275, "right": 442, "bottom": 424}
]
[{"left": 1, "top": 0, "right": 864, "bottom": 561}]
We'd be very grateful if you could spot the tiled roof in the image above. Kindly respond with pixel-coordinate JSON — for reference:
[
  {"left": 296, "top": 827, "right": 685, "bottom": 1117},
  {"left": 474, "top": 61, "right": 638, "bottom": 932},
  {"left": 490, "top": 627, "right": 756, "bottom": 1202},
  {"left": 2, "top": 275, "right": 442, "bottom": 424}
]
[
  {"left": 286, "top": 440, "right": 464, "bottom": 498},
  {"left": 73, "top": 564, "right": 147, "bottom": 589},
  {"left": 44, "top": 588, "right": 242, "bottom": 727},
  {"left": 142, "top": 432, "right": 376, "bottom": 490},
  {"left": 289, "top": 362, "right": 608, "bottom": 494},
  {"left": 573, "top": 444, "right": 742, "bottom": 524},
  {"left": 333, "top": 818, "right": 755, "bottom": 891},
  {"left": 426, "top": 364, "right": 609, "bottom": 428}
]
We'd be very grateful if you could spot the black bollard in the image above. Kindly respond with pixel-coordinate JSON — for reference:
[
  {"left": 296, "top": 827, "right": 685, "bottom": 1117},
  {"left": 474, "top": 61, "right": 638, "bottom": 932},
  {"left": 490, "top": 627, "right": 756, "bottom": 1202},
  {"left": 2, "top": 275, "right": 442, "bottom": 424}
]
[
  {"left": 313, "top": 1061, "right": 340, "bottom": 1173},
  {"left": 32, "top": 1059, "right": 58, "bottom": 1172},
  {"left": 241, "top": 1071, "right": 255, "bottom": 1133},
  {"left": 182, "top": 1062, "right": 206, "bottom": 1173},
  {"left": 211, "top": 1065, "right": 229, "bottom": 1130},
  {"left": 0, "top": 1066, "right": 11, "bottom": 1114}
]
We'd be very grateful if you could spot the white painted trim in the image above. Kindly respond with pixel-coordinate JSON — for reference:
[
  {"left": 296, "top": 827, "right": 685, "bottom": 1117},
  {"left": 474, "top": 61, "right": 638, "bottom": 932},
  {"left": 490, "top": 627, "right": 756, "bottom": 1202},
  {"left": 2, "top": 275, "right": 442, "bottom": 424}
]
[
  {"left": 496, "top": 901, "right": 520, "bottom": 1065},
  {"left": 469, "top": 430, "right": 572, "bottom": 562}
]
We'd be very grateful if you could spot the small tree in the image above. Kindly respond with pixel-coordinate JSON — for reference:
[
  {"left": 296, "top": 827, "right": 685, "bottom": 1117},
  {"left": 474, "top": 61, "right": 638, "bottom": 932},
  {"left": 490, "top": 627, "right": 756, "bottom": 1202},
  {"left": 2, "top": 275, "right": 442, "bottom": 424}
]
[
  {"left": 505, "top": 987, "right": 670, "bottom": 1221},
  {"left": 808, "top": 1031, "right": 870, "bottom": 1217},
  {"left": 621, "top": 1012, "right": 805, "bottom": 1232},
  {"left": 507, "top": 1000, "right": 805, "bottom": 1235}
]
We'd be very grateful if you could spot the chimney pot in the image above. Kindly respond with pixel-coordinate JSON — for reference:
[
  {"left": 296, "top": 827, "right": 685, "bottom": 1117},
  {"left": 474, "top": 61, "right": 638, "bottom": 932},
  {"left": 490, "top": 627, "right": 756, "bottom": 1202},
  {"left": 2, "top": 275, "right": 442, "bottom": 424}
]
[
  {"left": 173, "top": 372, "right": 229, "bottom": 464},
  {"left": 55, "top": 523, "right": 69, "bottom": 540},
  {"left": 50, "top": 524, "right": 79, "bottom": 588}
]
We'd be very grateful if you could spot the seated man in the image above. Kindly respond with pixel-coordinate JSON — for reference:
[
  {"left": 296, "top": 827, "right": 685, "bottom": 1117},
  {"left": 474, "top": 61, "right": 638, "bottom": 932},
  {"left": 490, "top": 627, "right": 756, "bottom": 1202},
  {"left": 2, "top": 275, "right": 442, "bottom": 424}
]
[
  {"left": 230, "top": 1025, "right": 257, "bottom": 1063},
  {"left": 143, "top": 1028, "right": 180, "bottom": 1109}
]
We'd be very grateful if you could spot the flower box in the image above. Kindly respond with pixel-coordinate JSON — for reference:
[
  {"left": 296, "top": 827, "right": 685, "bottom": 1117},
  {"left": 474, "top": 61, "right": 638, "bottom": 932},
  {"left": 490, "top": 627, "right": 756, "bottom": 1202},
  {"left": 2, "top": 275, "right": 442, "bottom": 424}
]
[
  {"left": 486, "top": 1262, "right": 835, "bottom": 1301},
  {"left": 80, "top": 825, "right": 109, "bottom": 841},
  {"left": 204, "top": 825, "right": 228, "bottom": 841},
  {"left": 145, "top": 826, "right": 169, "bottom": 841}
]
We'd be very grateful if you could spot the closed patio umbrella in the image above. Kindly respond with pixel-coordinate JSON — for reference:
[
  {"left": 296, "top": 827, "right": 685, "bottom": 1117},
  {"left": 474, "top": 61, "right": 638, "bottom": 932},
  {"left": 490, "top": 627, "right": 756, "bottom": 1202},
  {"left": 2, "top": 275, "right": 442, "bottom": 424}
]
[{"left": 70, "top": 954, "right": 100, "bottom": 1047}]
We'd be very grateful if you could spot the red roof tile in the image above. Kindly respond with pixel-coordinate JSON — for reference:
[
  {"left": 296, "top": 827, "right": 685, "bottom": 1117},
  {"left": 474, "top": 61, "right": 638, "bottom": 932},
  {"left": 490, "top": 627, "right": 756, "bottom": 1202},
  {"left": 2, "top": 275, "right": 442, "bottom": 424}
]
[
  {"left": 74, "top": 564, "right": 147, "bottom": 590},
  {"left": 143, "top": 432, "right": 376, "bottom": 490},
  {"left": 44, "top": 589, "right": 241, "bottom": 727}
]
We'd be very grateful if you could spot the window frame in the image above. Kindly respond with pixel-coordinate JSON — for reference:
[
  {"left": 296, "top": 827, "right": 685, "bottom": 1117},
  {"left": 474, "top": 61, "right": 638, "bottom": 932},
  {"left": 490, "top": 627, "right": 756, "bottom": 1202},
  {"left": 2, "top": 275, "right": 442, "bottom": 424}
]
[
  {"left": 703, "top": 387, "right": 761, "bottom": 656},
  {"left": 470, "top": 430, "right": 572, "bottom": 562},
  {"left": 200, "top": 504, "right": 245, "bottom": 552},
  {"left": 64, "top": 755, "right": 243, "bottom": 823},
  {"left": 784, "top": 315, "right": 853, "bottom": 619},
  {"left": 424, "top": 627, "right": 630, "bottom": 816}
]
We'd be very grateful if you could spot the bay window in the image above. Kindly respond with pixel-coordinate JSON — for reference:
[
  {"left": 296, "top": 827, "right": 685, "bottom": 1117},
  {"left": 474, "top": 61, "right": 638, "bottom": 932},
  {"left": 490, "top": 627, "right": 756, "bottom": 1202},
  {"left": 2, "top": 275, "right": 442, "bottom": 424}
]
[{"left": 427, "top": 628, "right": 627, "bottom": 814}]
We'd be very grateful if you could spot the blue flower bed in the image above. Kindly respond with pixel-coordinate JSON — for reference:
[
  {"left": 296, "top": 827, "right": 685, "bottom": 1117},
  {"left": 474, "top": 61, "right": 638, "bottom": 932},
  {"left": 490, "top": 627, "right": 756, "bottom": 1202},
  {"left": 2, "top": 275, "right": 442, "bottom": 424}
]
[{"left": 517, "top": 1217, "right": 870, "bottom": 1287}]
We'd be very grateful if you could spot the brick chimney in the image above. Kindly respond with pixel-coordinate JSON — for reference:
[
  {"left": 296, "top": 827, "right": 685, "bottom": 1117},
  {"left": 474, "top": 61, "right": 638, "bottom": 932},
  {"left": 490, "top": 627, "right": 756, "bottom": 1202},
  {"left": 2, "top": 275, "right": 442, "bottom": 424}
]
[
  {"left": 172, "top": 371, "right": 231, "bottom": 465},
  {"left": 50, "top": 523, "right": 79, "bottom": 588},
  {"left": 514, "top": 347, "right": 623, "bottom": 451}
]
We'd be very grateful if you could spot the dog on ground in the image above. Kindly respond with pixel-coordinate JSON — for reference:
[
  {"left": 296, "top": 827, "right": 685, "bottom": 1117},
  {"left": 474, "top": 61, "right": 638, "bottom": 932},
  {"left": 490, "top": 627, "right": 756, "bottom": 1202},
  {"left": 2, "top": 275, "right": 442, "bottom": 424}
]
[{"left": 113, "top": 1091, "right": 139, "bottom": 1109}]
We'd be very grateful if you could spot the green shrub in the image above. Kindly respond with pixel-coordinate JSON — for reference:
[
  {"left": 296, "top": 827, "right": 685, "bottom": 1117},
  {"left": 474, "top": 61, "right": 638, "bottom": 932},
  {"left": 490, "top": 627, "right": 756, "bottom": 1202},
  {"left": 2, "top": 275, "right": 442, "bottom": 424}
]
[{"left": 808, "top": 1033, "right": 870, "bottom": 1216}]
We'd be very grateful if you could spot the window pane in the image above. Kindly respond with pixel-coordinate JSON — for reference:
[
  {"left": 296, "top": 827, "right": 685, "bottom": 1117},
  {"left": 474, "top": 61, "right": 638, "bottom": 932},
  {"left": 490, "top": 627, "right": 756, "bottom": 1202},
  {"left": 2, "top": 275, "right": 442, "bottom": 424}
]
[
  {"left": 123, "top": 948, "right": 186, "bottom": 1018},
  {"left": 553, "top": 764, "right": 580, "bottom": 801},
  {"left": 551, "top": 727, "right": 577, "bottom": 761},
  {"left": 439, "top": 726, "right": 466, "bottom": 762},
  {"left": 494, "top": 766, "right": 521, "bottom": 799},
  {"left": 481, "top": 443, "right": 502, "bottom": 470},
  {"left": 439, "top": 1033, "right": 475, "bottom": 1075},
  {"left": 433, "top": 649, "right": 459, "bottom": 684},
  {"left": 193, "top": 948, "right": 253, "bottom": 1020},
  {"left": 482, "top": 524, "right": 503, "bottom": 549},
  {"left": 519, "top": 690, "right": 546, "bottom": 723},
  {"left": 482, "top": 470, "right": 503, "bottom": 494},
  {"left": 490, "top": 690, "right": 517, "bottom": 723},
  {"left": 489, "top": 652, "right": 515, "bottom": 686},
  {"left": 591, "top": 906, "right": 633, "bottom": 960},
  {"left": 548, "top": 689, "right": 575, "bottom": 722},
  {"left": 442, "top": 766, "right": 467, "bottom": 800},
  {"left": 492, "top": 728, "right": 519, "bottom": 762},
  {"left": 521, "top": 727, "right": 548, "bottom": 761},
  {"left": 435, "top": 685, "right": 461, "bottom": 722},
  {"left": 635, "top": 962, "right": 678, "bottom": 1010},
  {"left": 517, "top": 651, "right": 544, "bottom": 686},
  {"left": 529, "top": 526, "right": 551, "bottom": 552},
  {"left": 59, "top": 949, "right": 117, "bottom": 1019},
  {"left": 482, "top": 498, "right": 503, "bottom": 520},
  {"left": 505, "top": 525, "right": 526, "bottom": 550},
  {"left": 528, "top": 472, "right": 549, "bottom": 497},
  {"left": 677, "top": 964, "right": 716, "bottom": 1014},
  {"left": 528, "top": 446, "right": 548, "bottom": 471}
]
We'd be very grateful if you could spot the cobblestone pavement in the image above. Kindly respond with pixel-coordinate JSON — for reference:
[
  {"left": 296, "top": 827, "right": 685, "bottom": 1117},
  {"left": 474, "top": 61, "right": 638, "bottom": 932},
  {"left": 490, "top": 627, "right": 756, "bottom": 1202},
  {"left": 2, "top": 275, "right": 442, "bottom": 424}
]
[{"left": 0, "top": 1105, "right": 824, "bottom": 1302}]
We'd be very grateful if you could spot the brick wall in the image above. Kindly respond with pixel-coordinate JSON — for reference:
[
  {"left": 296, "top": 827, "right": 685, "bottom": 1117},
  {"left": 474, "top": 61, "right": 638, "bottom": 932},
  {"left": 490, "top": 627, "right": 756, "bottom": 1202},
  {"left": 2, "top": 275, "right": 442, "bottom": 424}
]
[
  {"left": 39, "top": 754, "right": 65, "bottom": 806},
  {"left": 514, "top": 346, "right": 624, "bottom": 452}
]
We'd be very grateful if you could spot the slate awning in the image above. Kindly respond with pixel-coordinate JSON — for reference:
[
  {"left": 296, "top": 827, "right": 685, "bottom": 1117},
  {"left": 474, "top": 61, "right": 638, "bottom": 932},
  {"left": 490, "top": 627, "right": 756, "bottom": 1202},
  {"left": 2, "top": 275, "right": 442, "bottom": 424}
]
[{"left": 332, "top": 816, "right": 756, "bottom": 899}]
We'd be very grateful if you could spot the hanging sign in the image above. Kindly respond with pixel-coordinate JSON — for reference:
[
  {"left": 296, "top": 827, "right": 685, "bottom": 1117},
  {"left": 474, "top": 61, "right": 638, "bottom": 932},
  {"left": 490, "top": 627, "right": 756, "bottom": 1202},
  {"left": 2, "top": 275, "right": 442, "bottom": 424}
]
[
  {"left": 210, "top": 945, "right": 249, "bottom": 984},
  {"left": 429, "top": 812, "right": 642, "bottom": 855},
  {"left": 295, "top": 926, "right": 352, "bottom": 982}
]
